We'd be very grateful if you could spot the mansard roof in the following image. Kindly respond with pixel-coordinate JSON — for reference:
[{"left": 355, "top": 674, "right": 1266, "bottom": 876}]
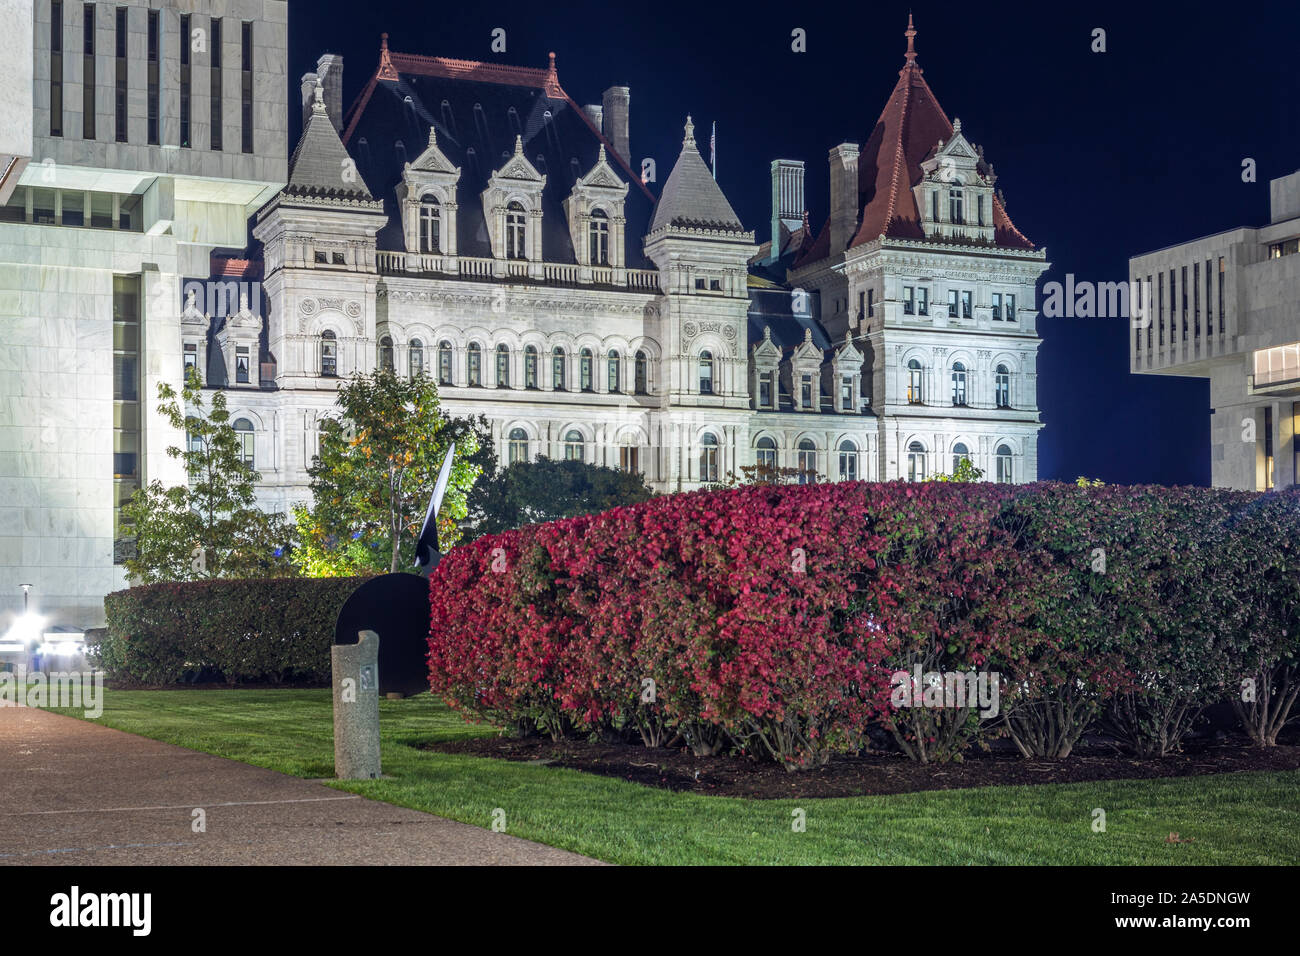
[
  {"left": 649, "top": 117, "right": 745, "bottom": 236},
  {"left": 796, "top": 16, "right": 1033, "bottom": 268},
  {"left": 746, "top": 286, "right": 832, "bottom": 353},
  {"left": 340, "top": 38, "right": 655, "bottom": 267},
  {"left": 286, "top": 83, "right": 378, "bottom": 203}
]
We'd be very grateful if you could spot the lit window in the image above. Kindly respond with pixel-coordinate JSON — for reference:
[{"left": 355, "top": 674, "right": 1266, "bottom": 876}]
[
  {"left": 907, "top": 441, "right": 927, "bottom": 482},
  {"left": 564, "top": 429, "right": 584, "bottom": 461},
  {"left": 756, "top": 436, "right": 777, "bottom": 471},
  {"left": 496, "top": 344, "right": 510, "bottom": 388},
  {"left": 838, "top": 440, "right": 857, "bottom": 481},
  {"left": 907, "top": 359, "right": 923, "bottom": 404},
  {"left": 508, "top": 428, "right": 528, "bottom": 464},
  {"left": 996, "top": 444, "right": 1013, "bottom": 484},
  {"left": 419, "top": 197, "right": 441, "bottom": 253},
  {"left": 233, "top": 418, "right": 255, "bottom": 468},
  {"left": 700, "top": 433, "right": 719, "bottom": 483},
  {"left": 699, "top": 351, "right": 714, "bottom": 395},
  {"left": 797, "top": 439, "right": 816, "bottom": 484}
]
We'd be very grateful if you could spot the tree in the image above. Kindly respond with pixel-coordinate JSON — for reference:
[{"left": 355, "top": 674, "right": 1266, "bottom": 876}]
[
  {"left": 928, "top": 458, "right": 985, "bottom": 483},
  {"left": 464, "top": 456, "right": 654, "bottom": 540},
  {"left": 122, "top": 369, "right": 295, "bottom": 583},
  {"left": 708, "top": 461, "right": 806, "bottom": 489},
  {"left": 293, "top": 369, "right": 493, "bottom": 575}
]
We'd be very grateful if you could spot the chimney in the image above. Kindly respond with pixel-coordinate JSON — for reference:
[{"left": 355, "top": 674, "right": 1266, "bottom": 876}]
[
  {"left": 601, "top": 86, "right": 630, "bottom": 163},
  {"left": 303, "top": 54, "right": 344, "bottom": 135},
  {"left": 582, "top": 103, "right": 604, "bottom": 131},
  {"left": 769, "top": 159, "right": 806, "bottom": 263},
  {"left": 828, "top": 143, "right": 860, "bottom": 255},
  {"left": 1270, "top": 169, "right": 1300, "bottom": 224}
]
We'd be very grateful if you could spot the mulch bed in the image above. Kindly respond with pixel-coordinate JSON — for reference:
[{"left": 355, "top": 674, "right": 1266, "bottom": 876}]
[{"left": 422, "top": 734, "right": 1300, "bottom": 799}]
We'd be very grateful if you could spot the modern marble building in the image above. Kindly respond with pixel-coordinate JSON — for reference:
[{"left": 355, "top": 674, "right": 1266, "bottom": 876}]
[
  {"left": 1, "top": 11, "right": 1048, "bottom": 629},
  {"left": 1130, "top": 169, "right": 1300, "bottom": 490}
]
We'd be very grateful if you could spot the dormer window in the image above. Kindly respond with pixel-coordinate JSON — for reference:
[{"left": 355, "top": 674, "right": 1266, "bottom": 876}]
[
  {"left": 948, "top": 187, "right": 963, "bottom": 224},
  {"left": 419, "top": 197, "right": 441, "bottom": 253},
  {"left": 977, "top": 194, "right": 985, "bottom": 227},
  {"left": 505, "top": 202, "right": 526, "bottom": 259},
  {"left": 589, "top": 209, "right": 609, "bottom": 265}
]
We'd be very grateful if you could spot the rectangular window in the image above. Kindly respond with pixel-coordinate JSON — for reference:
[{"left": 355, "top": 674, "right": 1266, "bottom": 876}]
[
  {"left": 180, "top": 13, "right": 191, "bottom": 147},
  {"left": 867, "top": 288, "right": 874, "bottom": 317},
  {"left": 114, "top": 6, "right": 126, "bottom": 142},
  {"left": 902, "top": 285, "right": 914, "bottom": 315},
  {"left": 51, "top": 1, "right": 64, "bottom": 136},
  {"left": 1005, "top": 294, "right": 1015, "bottom": 322},
  {"left": 801, "top": 375, "right": 813, "bottom": 410},
  {"left": 858, "top": 290, "right": 865, "bottom": 321},
  {"left": 82, "top": 3, "right": 95, "bottom": 139},
  {"left": 977, "top": 194, "right": 985, "bottom": 226},
  {"left": 840, "top": 377, "right": 852, "bottom": 410},
  {"left": 992, "top": 292, "right": 1002, "bottom": 320},
  {"left": 147, "top": 9, "right": 159, "bottom": 144},
  {"left": 1218, "top": 257, "right": 1225, "bottom": 334},
  {"left": 961, "top": 290, "right": 972, "bottom": 319},
  {"left": 210, "top": 18, "right": 222, "bottom": 151},
  {"left": 947, "top": 289, "right": 958, "bottom": 318},
  {"left": 1193, "top": 261, "right": 1200, "bottom": 338},
  {"left": 1205, "top": 258, "right": 1212, "bottom": 332},
  {"left": 759, "top": 372, "right": 772, "bottom": 409},
  {"left": 917, "top": 287, "right": 929, "bottom": 316},
  {"left": 236, "top": 345, "right": 250, "bottom": 384},
  {"left": 1181, "top": 266, "right": 1188, "bottom": 341},
  {"left": 113, "top": 275, "right": 141, "bottom": 563},
  {"left": 240, "top": 22, "right": 253, "bottom": 153},
  {"left": 1264, "top": 406, "right": 1275, "bottom": 491},
  {"left": 1158, "top": 273, "right": 1164, "bottom": 344},
  {"left": 931, "top": 190, "right": 938, "bottom": 222},
  {"left": 1146, "top": 274, "right": 1153, "bottom": 349}
]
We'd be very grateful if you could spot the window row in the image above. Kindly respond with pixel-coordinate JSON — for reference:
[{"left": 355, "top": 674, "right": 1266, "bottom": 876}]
[
  {"left": 906, "top": 360, "right": 1014, "bottom": 408},
  {"left": 1138, "top": 258, "right": 1227, "bottom": 351},
  {"left": 902, "top": 287, "right": 1016, "bottom": 320},
  {"left": 928, "top": 187, "right": 987, "bottom": 227},
  {"left": 904, "top": 441, "right": 1015, "bottom": 483}
]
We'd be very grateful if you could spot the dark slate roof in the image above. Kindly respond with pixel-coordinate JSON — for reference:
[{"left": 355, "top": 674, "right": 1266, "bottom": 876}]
[
  {"left": 649, "top": 117, "right": 745, "bottom": 234},
  {"left": 746, "top": 286, "right": 831, "bottom": 351},
  {"left": 288, "top": 88, "right": 377, "bottom": 202},
  {"left": 340, "top": 48, "right": 656, "bottom": 267}
]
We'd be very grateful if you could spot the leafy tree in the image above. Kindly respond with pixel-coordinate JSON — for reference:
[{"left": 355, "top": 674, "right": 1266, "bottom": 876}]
[
  {"left": 122, "top": 370, "right": 295, "bottom": 584},
  {"left": 293, "top": 370, "right": 493, "bottom": 575},
  {"left": 928, "top": 458, "right": 985, "bottom": 483},
  {"left": 464, "top": 456, "right": 654, "bottom": 540},
  {"left": 1075, "top": 476, "right": 1105, "bottom": 487},
  {"left": 708, "top": 461, "right": 807, "bottom": 489}
]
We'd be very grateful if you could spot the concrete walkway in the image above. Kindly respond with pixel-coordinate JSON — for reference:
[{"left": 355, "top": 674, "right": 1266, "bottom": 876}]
[{"left": 0, "top": 707, "right": 600, "bottom": 865}]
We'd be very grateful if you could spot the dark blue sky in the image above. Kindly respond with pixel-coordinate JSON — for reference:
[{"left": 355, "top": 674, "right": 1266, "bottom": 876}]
[{"left": 290, "top": 0, "right": 1300, "bottom": 485}]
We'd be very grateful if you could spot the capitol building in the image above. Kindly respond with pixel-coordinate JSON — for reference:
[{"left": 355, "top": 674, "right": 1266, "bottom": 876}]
[{"left": 1, "top": 2, "right": 1048, "bottom": 627}]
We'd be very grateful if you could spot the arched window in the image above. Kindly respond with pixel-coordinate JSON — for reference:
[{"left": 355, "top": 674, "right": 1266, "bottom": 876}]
[
  {"left": 233, "top": 418, "right": 255, "bottom": 468},
  {"left": 552, "top": 346, "right": 566, "bottom": 390},
  {"left": 907, "top": 359, "right": 923, "bottom": 404},
  {"left": 952, "top": 442, "right": 970, "bottom": 475},
  {"left": 408, "top": 339, "right": 424, "bottom": 379},
  {"left": 505, "top": 201, "right": 526, "bottom": 259},
  {"left": 589, "top": 208, "right": 609, "bottom": 265},
  {"left": 321, "top": 330, "right": 337, "bottom": 377},
  {"left": 838, "top": 440, "right": 858, "bottom": 482},
  {"left": 564, "top": 429, "right": 585, "bottom": 462},
  {"left": 634, "top": 350, "right": 648, "bottom": 394},
  {"left": 797, "top": 439, "right": 817, "bottom": 484},
  {"left": 580, "top": 348, "right": 594, "bottom": 391},
  {"left": 524, "top": 345, "right": 539, "bottom": 389},
  {"left": 467, "top": 343, "right": 482, "bottom": 386},
  {"left": 495, "top": 344, "right": 510, "bottom": 387},
  {"left": 379, "top": 336, "right": 395, "bottom": 372},
  {"left": 995, "top": 364, "right": 1011, "bottom": 408},
  {"left": 996, "top": 444, "right": 1013, "bottom": 484},
  {"left": 438, "top": 341, "right": 453, "bottom": 385},
  {"left": 419, "top": 196, "right": 441, "bottom": 253},
  {"left": 951, "top": 361, "right": 967, "bottom": 406},
  {"left": 699, "top": 351, "right": 714, "bottom": 395},
  {"left": 508, "top": 427, "right": 529, "bottom": 465},
  {"left": 756, "top": 436, "right": 777, "bottom": 472},
  {"left": 907, "top": 441, "right": 927, "bottom": 482},
  {"left": 607, "top": 349, "right": 620, "bottom": 393},
  {"left": 699, "top": 432, "right": 719, "bottom": 483},
  {"left": 619, "top": 433, "right": 640, "bottom": 474}
]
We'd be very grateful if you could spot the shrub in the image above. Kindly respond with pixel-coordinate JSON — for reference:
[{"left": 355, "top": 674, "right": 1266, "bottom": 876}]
[{"left": 98, "top": 577, "right": 371, "bottom": 685}]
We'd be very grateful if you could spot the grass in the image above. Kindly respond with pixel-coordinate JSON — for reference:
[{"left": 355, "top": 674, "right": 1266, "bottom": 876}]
[{"left": 45, "top": 688, "right": 1300, "bottom": 865}]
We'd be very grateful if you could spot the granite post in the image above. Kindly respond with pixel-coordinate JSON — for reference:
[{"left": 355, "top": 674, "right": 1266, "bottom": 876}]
[{"left": 332, "top": 629, "right": 381, "bottom": 779}]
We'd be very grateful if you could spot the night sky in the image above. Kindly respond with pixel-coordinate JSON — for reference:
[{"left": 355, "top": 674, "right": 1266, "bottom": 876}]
[{"left": 290, "top": 0, "right": 1300, "bottom": 485}]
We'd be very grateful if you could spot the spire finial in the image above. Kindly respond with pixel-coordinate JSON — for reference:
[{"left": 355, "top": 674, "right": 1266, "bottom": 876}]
[
  {"left": 381, "top": 32, "right": 389, "bottom": 51},
  {"left": 514, "top": 134, "right": 523, "bottom": 155},
  {"left": 548, "top": 51, "right": 556, "bottom": 72},
  {"left": 598, "top": 143, "right": 606, "bottom": 162},
  {"left": 683, "top": 115, "right": 695, "bottom": 147},
  {"left": 904, "top": 13, "right": 917, "bottom": 64},
  {"left": 953, "top": 117, "right": 962, "bottom": 134},
  {"left": 428, "top": 125, "right": 437, "bottom": 149}
]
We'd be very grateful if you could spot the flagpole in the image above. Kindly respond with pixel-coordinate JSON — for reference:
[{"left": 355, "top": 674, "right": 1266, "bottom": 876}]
[{"left": 710, "top": 121, "right": 717, "bottom": 179}]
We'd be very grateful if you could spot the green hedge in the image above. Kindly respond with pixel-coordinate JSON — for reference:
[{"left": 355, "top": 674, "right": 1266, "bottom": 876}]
[{"left": 98, "top": 577, "right": 371, "bottom": 685}]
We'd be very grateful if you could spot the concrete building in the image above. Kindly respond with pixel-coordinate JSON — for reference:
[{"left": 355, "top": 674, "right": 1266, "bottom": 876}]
[
  {"left": 1, "top": 12, "right": 1049, "bottom": 630},
  {"left": 1130, "top": 169, "right": 1300, "bottom": 490}
]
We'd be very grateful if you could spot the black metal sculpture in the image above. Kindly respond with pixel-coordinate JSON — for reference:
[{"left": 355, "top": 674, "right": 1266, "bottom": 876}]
[{"left": 333, "top": 443, "right": 455, "bottom": 696}]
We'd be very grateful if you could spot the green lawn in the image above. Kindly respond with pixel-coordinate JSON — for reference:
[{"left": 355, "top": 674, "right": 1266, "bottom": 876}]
[{"left": 46, "top": 689, "right": 1300, "bottom": 865}]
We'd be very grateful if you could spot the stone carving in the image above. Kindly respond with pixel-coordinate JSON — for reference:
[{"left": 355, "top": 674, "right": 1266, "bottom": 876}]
[
  {"left": 683, "top": 321, "right": 698, "bottom": 339},
  {"left": 300, "top": 297, "right": 318, "bottom": 316},
  {"left": 346, "top": 300, "right": 363, "bottom": 318}
]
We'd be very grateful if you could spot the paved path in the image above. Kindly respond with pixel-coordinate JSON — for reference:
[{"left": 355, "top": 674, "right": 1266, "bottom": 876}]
[{"left": 0, "top": 707, "right": 601, "bottom": 865}]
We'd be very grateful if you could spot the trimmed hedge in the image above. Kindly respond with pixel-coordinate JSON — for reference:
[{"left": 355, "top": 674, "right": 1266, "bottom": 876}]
[
  {"left": 428, "top": 482, "right": 1300, "bottom": 768},
  {"left": 99, "top": 577, "right": 371, "bottom": 685}
]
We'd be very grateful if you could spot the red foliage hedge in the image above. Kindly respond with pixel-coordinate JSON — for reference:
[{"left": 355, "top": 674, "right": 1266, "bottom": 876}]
[{"left": 428, "top": 482, "right": 1300, "bottom": 767}]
